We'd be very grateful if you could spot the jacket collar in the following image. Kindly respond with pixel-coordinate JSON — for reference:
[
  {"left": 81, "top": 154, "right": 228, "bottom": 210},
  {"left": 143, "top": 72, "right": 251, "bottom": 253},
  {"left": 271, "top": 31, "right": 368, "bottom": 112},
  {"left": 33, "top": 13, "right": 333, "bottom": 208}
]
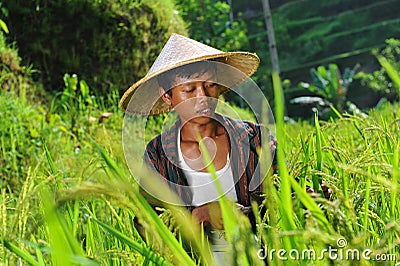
[{"left": 160, "top": 113, "right": 257, "bottom": 167}]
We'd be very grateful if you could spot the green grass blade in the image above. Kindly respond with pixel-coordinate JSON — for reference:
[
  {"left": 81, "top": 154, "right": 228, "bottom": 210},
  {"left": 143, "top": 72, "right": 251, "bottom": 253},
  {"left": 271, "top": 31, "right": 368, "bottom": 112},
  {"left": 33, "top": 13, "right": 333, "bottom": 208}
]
[
  {"left": 314, "top": 113, "right": 323, "bottom": 173},
  {"left": 197, "top": 132, "right": 237, "bottom": 233},
  {"left": 30, "top": 235, "right": 46, "bottom": 266},
  {"left": 92, "top": 218, "right": 172, "bottom": 266},
  {"left": 363, "top": 170, "right": 371, "bottom": 233},
  {"left": 0, "top": 19, "right": 9, "bottom": 34},
  {"left": 43, "top": 142, "right": 57, "bottom": 175},
  {"left": 72, "top": 200, "right": 80, "bottom": 237},
  {"left": 329, "top": 104, "right": 343, "bottom": 119},
  {"left": 94, "top": 143, "right": 197, "bottom": 266},
  {"left": 40, "top": 186, "right": 88, "bottom": 265},
  {"left": 272, "top": 71, "right": 298, "bottom": 257},
  {"left": 377, "top": 55, "right": 400, "bottom": 95},
  {"left": 34, "top": 244, "right": 46, "bottom": 266},
  {"left": 197, "top": 133, "right": 261, "bottom": 266},
  {"left": 3, "top": 240, "right": 40, "bottom": 266},
  {"left": 134, "top": 190, "right": 197, "bottom": 265},
  {"left": 289, "top": 176, "right": 332, "bottom": 233},
  {"left": 390, "top": 143, "right": 399, "bottom": 218}
]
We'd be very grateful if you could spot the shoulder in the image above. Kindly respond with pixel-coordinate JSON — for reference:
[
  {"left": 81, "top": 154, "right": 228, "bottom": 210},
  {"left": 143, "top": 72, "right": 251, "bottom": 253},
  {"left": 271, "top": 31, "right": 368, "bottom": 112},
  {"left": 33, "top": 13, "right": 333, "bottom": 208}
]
[
  {"left": 145, "top": 119, "right": 180, "bottom": 154},
  {"left": 220, "top": 115, "right": 276, "bottom": 144},
  {"left": 143, "top": 135, "right": 162, "bottom": 165},
  {"left": 145, "top": 125, "right": 180, "bottom": 164},
  {"left": 220, "top": 115, "right": 260, "bottom": 136},
  {"left": 145, "top": 134, "right": 162, "bottom": 152}
]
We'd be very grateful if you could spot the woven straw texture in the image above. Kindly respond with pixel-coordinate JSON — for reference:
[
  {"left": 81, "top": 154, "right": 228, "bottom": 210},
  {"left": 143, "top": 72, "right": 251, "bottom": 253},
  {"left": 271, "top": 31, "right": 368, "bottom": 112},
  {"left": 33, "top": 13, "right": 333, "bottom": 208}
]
[{"left": 120, "top": 33, "right": 260, "bottom": 114}]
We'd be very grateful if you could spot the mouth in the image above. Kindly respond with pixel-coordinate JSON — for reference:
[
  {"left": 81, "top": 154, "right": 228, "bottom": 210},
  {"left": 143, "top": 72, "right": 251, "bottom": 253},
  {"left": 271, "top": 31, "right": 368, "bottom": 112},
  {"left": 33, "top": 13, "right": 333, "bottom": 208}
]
[{"left": 196, "top": 107, "right": 212, "bottom": 116}]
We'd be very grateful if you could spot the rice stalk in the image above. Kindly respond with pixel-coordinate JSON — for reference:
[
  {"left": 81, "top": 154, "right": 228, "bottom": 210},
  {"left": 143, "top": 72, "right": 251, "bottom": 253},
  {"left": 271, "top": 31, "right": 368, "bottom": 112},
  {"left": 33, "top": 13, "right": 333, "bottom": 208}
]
[{"left": 272, "top": 71, "right": 297, "bottom": 256}]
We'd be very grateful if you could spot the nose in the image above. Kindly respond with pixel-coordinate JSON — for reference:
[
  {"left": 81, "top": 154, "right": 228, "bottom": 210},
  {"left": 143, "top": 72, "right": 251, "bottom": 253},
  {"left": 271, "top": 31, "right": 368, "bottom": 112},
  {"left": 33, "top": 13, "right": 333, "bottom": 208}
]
[
  {"left": 195, "top": 84, "right": 208, "bottom": 104},
  {"left": 195, "top": 84, "right": 207, "bottom": 97}
]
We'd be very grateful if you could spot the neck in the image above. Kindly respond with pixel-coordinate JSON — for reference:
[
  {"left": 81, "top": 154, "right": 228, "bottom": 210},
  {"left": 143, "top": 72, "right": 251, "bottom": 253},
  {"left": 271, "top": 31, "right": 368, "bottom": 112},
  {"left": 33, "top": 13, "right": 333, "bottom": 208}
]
[{"left": 180, "top": 118, "right": 221, "bottom": 142}]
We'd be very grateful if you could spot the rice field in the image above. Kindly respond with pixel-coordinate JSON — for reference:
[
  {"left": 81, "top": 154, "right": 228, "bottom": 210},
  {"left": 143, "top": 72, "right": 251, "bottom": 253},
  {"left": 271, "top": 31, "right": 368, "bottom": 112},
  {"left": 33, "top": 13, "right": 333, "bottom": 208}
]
[{"left": 1, "top": 77, "right": 399, "bottom": 265}]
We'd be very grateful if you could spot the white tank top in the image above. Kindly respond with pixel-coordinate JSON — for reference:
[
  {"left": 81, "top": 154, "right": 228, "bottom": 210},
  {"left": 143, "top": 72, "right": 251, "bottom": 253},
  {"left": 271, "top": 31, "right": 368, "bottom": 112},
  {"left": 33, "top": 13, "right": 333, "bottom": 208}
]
[{"left": 177, "top": 130, "right": 237, "bottom": 207}]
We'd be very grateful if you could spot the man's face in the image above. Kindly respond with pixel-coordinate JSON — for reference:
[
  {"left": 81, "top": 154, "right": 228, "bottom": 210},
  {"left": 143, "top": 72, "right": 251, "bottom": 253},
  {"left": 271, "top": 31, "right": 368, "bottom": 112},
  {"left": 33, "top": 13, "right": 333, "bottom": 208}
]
[{"left": 165, "top": 71, "right": 220, "bottom": 123}]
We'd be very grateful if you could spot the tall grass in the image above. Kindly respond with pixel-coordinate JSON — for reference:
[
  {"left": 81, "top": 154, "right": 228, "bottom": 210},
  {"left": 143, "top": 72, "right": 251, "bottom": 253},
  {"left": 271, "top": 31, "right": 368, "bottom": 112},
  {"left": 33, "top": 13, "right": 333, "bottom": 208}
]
[{"left": 1, "top": 74, "right": 400, "bottom": 265}]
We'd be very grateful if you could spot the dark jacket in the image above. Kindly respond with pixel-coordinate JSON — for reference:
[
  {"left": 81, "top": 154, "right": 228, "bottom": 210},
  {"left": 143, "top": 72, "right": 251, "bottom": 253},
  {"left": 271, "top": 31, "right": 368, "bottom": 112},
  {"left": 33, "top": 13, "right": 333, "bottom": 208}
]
[{"left": 142, "top": 114, "right": 277, "bottom": 215}]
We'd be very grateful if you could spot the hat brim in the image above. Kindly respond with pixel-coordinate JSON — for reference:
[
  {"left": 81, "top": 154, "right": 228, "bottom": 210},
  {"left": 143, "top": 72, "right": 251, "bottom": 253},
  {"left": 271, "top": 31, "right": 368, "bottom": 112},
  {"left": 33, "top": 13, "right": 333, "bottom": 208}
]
[{"left": 120, "top": 52, "right": 260, "bottom": 114}]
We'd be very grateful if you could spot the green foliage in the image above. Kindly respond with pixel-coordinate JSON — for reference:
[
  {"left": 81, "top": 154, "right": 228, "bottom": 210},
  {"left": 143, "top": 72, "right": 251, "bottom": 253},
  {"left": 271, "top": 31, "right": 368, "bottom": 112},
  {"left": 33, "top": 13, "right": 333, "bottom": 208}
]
[
  {"left": 273, "top": 0, "right": 400, "bottom": 71},
  {"left": 2, "top": 73, "right": 400, "bottom": 263},
  {"left": 0, "top": 2, "right": 8, "bottom": 34},
  {"left": 0, "top": 33, "right": 48, "bottom": 191},
  {"left": 0, "top": 29, "right": 123, "bottom": 192},
  {"left": 1, "top": 2, "right": 400, "bottom": 263},
  {"left": 241, "top": 0, "right": 400, "bottom": 100},
  {"left": 55, "top": 73, "right": 98, "bottom": 138},
  {"left": 377, "top": 55, "right": 400, "bottom": 97},
  {"left": 274, "top": 102, "right": 400, "bottom": 263},
  {"left": 0, "top": 92, "right": 45, "bottom": 191},
  {"left": 356, "top": 38, "right": 400, "bottom": 100},
  {"left": 2, "top": 0, "right": 187, "bottom": 97},
  {"left": 0, "top": 32, "right": 37, "bottom": 97},
  {"left": 0, "top": 19, "right": 8, "bottom": 34},
  {"left": 175, "top": 0, "right": 249, "bottom": 51},
  {"left": 293, "top": 63, "right": 360, "bottom": 118}
]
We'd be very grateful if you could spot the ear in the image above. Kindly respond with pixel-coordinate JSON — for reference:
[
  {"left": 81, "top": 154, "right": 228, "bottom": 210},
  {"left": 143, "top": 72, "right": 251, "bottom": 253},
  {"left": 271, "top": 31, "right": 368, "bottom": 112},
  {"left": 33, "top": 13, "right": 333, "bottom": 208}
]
[{"left": 159, "top": 87, "right": 172, "bottom": 106}]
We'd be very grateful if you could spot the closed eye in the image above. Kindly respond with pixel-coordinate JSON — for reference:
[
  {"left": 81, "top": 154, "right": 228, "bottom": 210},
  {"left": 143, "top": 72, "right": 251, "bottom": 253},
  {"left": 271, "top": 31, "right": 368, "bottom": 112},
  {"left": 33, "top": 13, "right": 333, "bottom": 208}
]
[
  {"left": 204, "top": 82, "right": 217, "bottom": 89},
  {"left": 184, "top": 87, "right": 196, "bottom": 93}
]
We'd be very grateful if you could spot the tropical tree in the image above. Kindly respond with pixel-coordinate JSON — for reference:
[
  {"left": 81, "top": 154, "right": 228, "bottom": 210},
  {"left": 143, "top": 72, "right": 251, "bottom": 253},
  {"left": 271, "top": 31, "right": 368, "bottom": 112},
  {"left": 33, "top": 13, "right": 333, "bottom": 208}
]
[
  {"left": 261, "top": 0, "right": 285, "bottom": 115},
  {"left": 174, "top": 0, "right": 249, "bottom": 51},
  {"left": 356, "top": 38, "right": 400, "bottom": 102},
  {"left": 291, "top": 63, "right": 360, "bottom": 118}
]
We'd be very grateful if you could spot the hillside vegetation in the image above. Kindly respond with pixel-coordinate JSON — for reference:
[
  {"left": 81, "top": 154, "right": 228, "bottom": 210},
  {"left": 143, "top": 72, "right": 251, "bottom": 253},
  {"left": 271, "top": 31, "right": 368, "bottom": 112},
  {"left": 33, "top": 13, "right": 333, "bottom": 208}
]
[{"left": 2, "top": 0, "right": 187, "bottom": 96}]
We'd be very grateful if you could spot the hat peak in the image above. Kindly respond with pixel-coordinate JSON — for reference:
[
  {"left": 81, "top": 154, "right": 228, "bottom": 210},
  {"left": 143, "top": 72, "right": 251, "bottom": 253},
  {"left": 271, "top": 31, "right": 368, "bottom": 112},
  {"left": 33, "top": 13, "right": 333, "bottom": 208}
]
[{"left": 147, "top": 34, "right": 223, "bottom": 75}]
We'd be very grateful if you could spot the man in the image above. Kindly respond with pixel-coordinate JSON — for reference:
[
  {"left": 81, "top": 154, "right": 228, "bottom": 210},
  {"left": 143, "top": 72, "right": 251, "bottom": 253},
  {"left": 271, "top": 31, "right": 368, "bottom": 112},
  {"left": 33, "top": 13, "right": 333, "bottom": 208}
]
[{"left": 120, "top": 33, "right": 276, "bottom": 263}]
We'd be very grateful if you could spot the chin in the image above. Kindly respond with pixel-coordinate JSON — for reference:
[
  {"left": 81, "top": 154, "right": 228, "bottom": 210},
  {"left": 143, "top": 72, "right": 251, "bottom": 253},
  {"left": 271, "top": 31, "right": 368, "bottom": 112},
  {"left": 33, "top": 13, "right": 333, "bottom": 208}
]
[{"left": 185, "top": 114, "right": 215, "bottom": 124}]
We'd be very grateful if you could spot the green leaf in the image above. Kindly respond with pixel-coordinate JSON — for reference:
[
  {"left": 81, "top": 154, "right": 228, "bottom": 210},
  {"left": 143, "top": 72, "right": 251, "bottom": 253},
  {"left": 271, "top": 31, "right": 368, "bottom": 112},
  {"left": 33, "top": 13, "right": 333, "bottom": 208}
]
[
  {"left": 377, "top": 55, "right": 400, "bottom": 95},
  {"left": 310, "top": 68, "right": 325, "bottom": 89},
  {"left": 313, "top": 113, "right": 322, "bottom": 191},
  {"left": 272, "top": 71, "right": 297, "bottom": 253},
  {"left": 289, "top": 176, "right": 333, "bottom": 233},
  {"left": 40, "top": 186, "right": 88, "bottom": 265},
  {"left": 328, "top": 64, "right": 339, "bottom": 98},
  {"left": 93, "top": 218, "right": 172, "bottom": 266},
  {"left": 94, "top": 143, "right": 197, "bottom": 266},
  {"left": 0, "top": 19, "right": 9, "bottom": 34},
  {"left": 3, "top": 240, "right": 40, "bottom": 266},
  {"left": 43, "top": 142, "right": 57, "bottom": 175},
  {"left": 79, "top": 79, "right": 91, "bottom": 104},
  {"left": 309, "top": 69, "right": 328, "bottom": 98},
  {"left": 317, "top": 65, "right": 329, "bottom": 79},
  {"left": 63, "top": 73, "right": 78, "bottom": 92}
]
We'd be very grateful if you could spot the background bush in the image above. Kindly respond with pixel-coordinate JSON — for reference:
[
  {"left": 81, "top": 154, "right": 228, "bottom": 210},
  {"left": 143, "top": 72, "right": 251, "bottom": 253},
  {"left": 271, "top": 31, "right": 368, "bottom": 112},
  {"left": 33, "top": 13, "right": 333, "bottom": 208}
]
[{"left": 2, "top": 0, "right": 187, "bottom": 97}]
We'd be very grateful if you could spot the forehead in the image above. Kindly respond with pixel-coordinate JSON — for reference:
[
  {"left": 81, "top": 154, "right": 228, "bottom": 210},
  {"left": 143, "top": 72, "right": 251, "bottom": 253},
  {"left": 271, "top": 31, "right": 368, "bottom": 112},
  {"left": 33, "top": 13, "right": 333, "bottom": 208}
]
[{"left": 173, "top": 71, "right": 215, "bottom": 86}]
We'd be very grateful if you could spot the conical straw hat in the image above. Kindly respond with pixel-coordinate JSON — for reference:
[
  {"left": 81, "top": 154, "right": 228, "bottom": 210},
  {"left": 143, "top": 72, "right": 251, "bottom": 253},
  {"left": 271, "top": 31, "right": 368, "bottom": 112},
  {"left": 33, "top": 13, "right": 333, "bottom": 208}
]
[{"left": 120, "top": 33, "right": 260, "bottom": 114}]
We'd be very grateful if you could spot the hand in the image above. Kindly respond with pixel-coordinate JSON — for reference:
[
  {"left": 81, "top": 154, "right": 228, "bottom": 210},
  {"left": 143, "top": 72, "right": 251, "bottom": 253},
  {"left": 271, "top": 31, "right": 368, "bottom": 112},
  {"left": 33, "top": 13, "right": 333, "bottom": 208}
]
[
  {"left": 192, "top": 202, "right": 245, "bottom": 230},
  {"left": 321, "top": 180, "right": 332, "bottom": 200},
  {"left": 192, "top": 202, "right": 223, "bottom": 230},
  {"left": 306, "top": 180, "right": 332, "bottom": 200}
]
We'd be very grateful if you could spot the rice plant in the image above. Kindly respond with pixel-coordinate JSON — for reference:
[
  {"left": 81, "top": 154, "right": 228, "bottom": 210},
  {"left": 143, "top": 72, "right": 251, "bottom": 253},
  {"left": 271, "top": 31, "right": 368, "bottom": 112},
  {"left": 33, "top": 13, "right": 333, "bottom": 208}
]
[{"left": 1, "top": 73, "right": 400, "bottom": 265}]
